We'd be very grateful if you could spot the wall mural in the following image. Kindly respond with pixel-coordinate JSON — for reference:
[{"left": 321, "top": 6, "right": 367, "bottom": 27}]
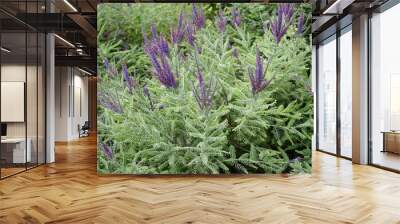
[{"left": 97, "top": 3, "right": 312, "bottom": 174}]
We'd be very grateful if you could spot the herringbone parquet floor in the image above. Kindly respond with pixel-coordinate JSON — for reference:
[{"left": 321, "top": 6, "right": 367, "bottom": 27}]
[{"left": 1, "top": 135, "right": 400, "bottom": 224}]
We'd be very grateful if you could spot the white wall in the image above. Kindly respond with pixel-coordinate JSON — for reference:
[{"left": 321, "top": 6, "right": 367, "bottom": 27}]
[
  {"left": 55, "top": 67, "right": 69, "bottom": 141},
  {"left": 55, "top": 67, "right": 89, "bottom": 141},
  {"left": 72, "top": 73, "right": 89, "bottom": 138}
]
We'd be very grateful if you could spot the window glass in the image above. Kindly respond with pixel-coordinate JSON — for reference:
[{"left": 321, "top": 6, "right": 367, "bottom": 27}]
[
  {"left": 340, "top": 28, "right": 352, "bottom": 158},
  {"left": 371, "top": 3, "right": 400, "bottom": 171},
  {"left": 318, "top": 36, "right": 337, "bottom": 154}
]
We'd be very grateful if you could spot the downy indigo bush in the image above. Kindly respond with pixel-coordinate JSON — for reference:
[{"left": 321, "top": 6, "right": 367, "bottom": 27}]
[{"left": 97, "top": 3, "right": 312, "bottom": 174}]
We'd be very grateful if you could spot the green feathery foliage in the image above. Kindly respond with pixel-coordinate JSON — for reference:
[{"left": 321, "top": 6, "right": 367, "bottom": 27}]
[{"left": 97, "top": 3, "right": 313, "bottom": 174}]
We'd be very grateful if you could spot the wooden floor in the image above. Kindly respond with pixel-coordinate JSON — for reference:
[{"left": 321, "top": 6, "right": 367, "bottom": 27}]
[
  {"left": 0, "top": 167, "right": 26, "bottom": 178},
  {"left": 1, "top": 136, "right": 400, "bottom": 224}
]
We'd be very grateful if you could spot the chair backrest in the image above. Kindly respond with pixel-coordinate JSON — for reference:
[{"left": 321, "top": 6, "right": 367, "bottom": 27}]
[{"left": 81, "top": 121, "right": 90, "bottom": 130}]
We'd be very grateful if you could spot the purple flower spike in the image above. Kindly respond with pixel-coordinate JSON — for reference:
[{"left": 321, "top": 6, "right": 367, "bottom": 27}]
[
  {"left": 143, "top": 84, "right": 154, "bottom": 110},
  {"left": 148, "top": 50, "right": 162, "bottom": 74},
  {"left": 143, "top": 85, "right": 150, "bottom": 98},
  {"left": 232, "top": 48, "right": 239, "bottom": 59},
  {"left": 192, "top": 4, "right": 205, "bottom": 30},
  {"left": 158, "top": 35, "right": 170, "bottom": 55},
  {"left": 103, "top": 58, "right": 110, "bottom": 72},
  {"left": 197, "top": 47, "right": 202, "bottom": 54},
  {"left": 144, "top": 27, "right": 170, "bottom": 61},
  {"left": 186, "top": 23, "right": 196, "bottom": 47},
  {"left": 255, "top": 49, "right": 263, "bottom": 83},
  {"left": 198, "top": 72, "right": 206, "bottom": 101},
  {"left": 151, "top": 24, "right": 158, "bottom": 40},
  {"left": 98, "top": 92, "right": 124, "bottom": 114},
  {"left": 103, "top": 58, "right": 117, "bottom": 77},
  {"left": 191, "top": 56, "right": 215, "bottom": 111},
  {"left": 297, "top": 13, "right": 304, "bottom": 35},
  {"left": 248, "top": 48, "right": 271, "bottom": 95},
  {"left": 122, "top": 64, "right": 135, "bottom": 92},
  {"left": 278, "top": 3, "right": 294, "bottom": 20},
  {"left": 100, "top": 142, "right": 113, "bottom": 159},
  {"left": 171, "top": 11, "right": 186, "bottom": 44},
  {"left": 270, "top": 3, "right": 294, "bottom": 44},
  {"left": 231, "top": 7, "right": 241, "bottom": 28},
  {"left": 147, "top": 47, "right": 177, "bottom": 89},
  {"left": 192, "top": 72, "right": 213, "bottom": 111},
  {"left": 144, "top": 24, "right": 169, "bottom": 56},
  {"left": 216, "top": 10, "right": 227, "bottom": 33},
  {"left": 159, "top": 53, "right": 177, "bottom": 88},
  {"left": 144, "top": 25, "right": 177, "bottom": 89}
]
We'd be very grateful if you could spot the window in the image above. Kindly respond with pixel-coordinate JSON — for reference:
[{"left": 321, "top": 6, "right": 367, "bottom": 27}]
[
  {"left": 317, "top": 35, "right": 337, "bottom": 154},
  {"left": 339, "top": 27, "right": 352, "bottom": 158},
  {"left": 370, "top": 3, "right": 400, "bottom": 171},
  {"left": 0, "top": 1, "right": 47, "bottom": 179}
]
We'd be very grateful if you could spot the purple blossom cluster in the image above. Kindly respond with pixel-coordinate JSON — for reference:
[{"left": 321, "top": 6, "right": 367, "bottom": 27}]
[
  {"left": 103, "top": 58, "right": 117, "bottom": 77},
  {"left": 150, "top": 51, "right": 177, "bottom": 89},
  {"left": 269, "top": 3, "right": 295, "bottom": 44},
  {"left": 192, "top": 4, "right": 205, "bottom": 30},
  {"left": 98, "top": 91, "right": 124, "bottom": 114},
  {"left": 297, "top": 13, "right": 304, "bottom": 35},
  {"left": 143, "top": 5, "right": 209, "bottom": 88},
  {"left": 171, "top": 11, "right": 186, "bottom": 45},
  {"left": 140, "top": 4, "right": 302, "bottom": 99},
  {"left": 171, "top": 5, "right": 205, "bottom": 47},
  {"left": 216, "top": 10, "right": 227, "bottom": 33},
  {"left": 278, "top": 3, "right": 294, "bottom": 19},
  {"left": 192, "top": 57, "right": 216, "bottom": 111},
  {"left": 122, "top": 64, "right": 136, "bottom": 92},
  {"left": 102, "top": 57, "right": 136, "bottom": 92},
  {"left": 145, "top": 25, "right": 170, "bottom": 56},
  {"left": 186, "top": 23, "right": 196, "bottom": 47},
  {"left": 248, "top": 48, "right": 272, "bottom": 95},
  {"left": 143, "top": 84, "right": 155, "bottom": 110},
  {"left": 144, "top": 26, "right": 177, "bottom": 88},
  {"left": 231, "top": 7, "right": 241, "bottom": 28},
  {"left": 100, "top": 142, "right": 113, "bottom": 160}
]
